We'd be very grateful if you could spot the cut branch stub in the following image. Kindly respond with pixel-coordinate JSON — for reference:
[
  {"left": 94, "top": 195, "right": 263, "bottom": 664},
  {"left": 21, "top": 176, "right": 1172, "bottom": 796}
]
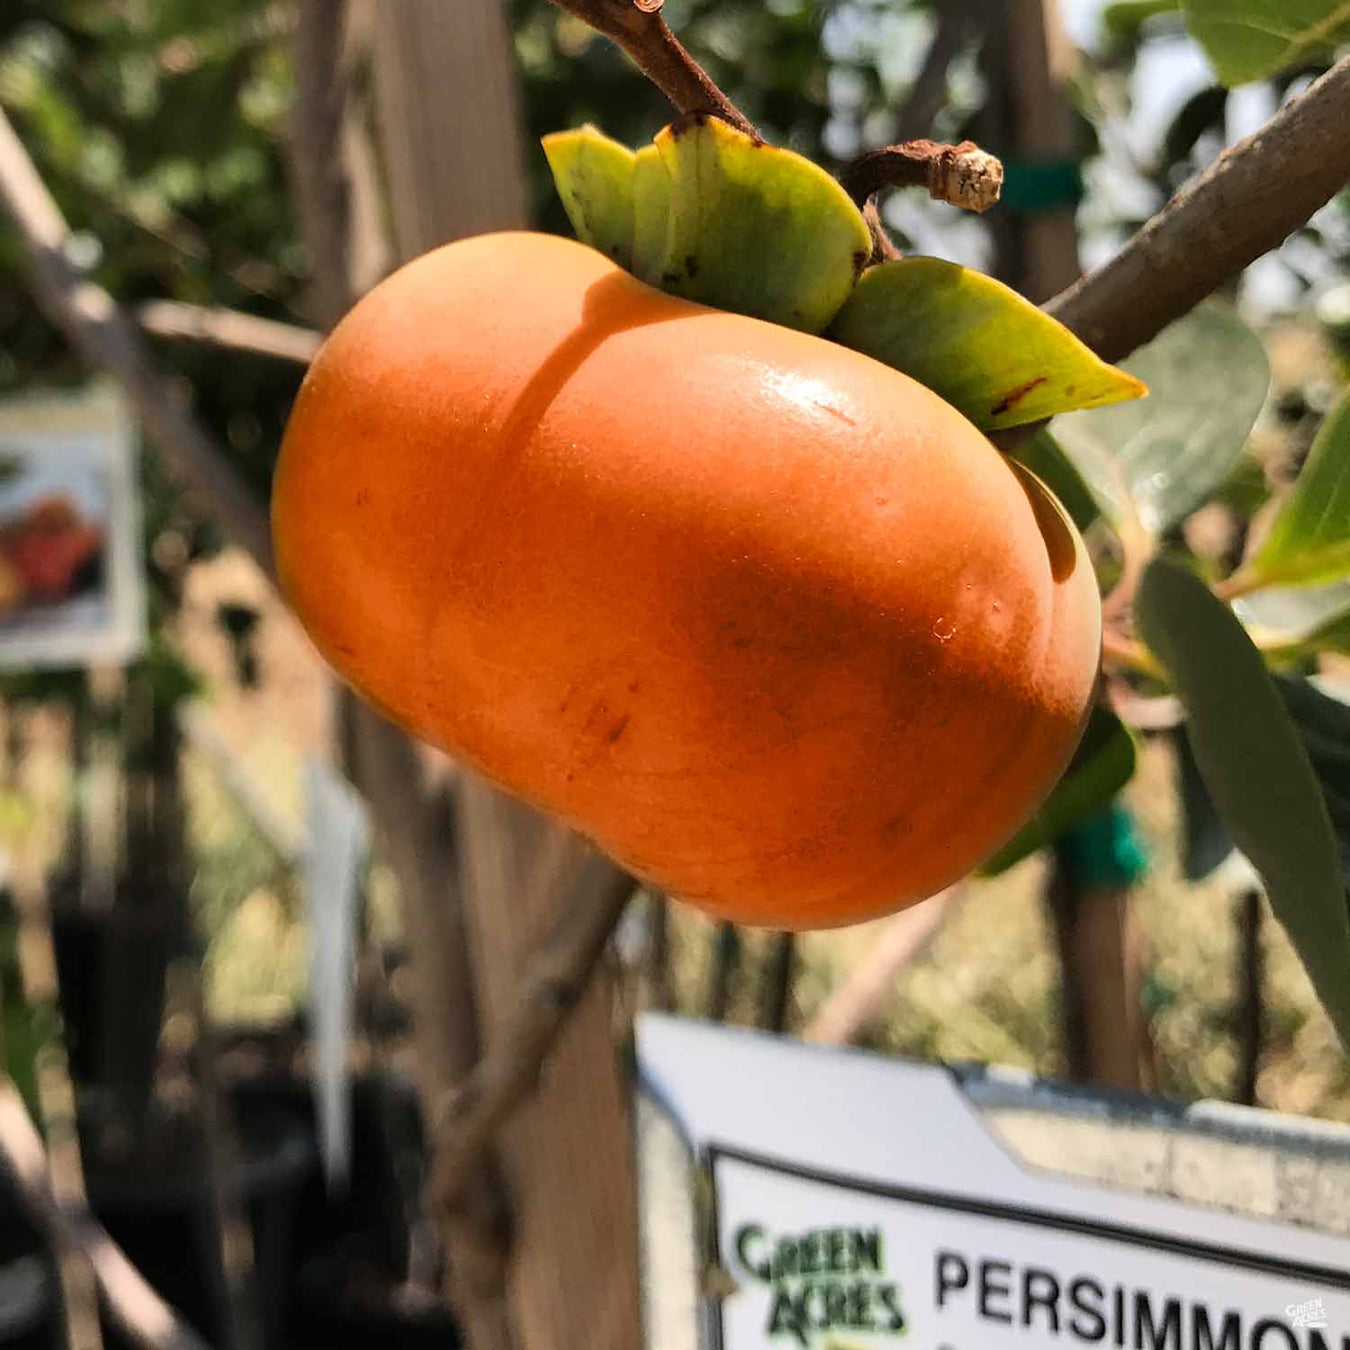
[{"left": 840, "top": 140, "right": 1005, "bottom": 214}]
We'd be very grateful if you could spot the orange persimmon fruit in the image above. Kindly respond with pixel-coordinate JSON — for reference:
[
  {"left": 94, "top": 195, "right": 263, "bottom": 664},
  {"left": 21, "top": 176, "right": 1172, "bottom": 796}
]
[{"left": 272, "top": 231, "right": 1101, "bottom": 929}]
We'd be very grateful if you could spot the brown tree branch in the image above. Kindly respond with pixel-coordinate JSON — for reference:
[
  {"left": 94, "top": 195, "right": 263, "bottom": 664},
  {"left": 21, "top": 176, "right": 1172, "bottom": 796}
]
[
  {"left": 0, "top": 1079, "right": 210, "bottom": 1350},
  {"left": 136, "top": 300, "right": 322, "bottom": 364},
  {"left": 0, "top": 107, "right": 276, "bottom": 584},
  {"left": 1046, "top": 53, "right": 1350, "bottom": 363},
  {"left": 548, "top": 0, "right": 756, "bottom": 137},
  {"left": 428, "top": 856, "right": 637, "bottom": 1210}
]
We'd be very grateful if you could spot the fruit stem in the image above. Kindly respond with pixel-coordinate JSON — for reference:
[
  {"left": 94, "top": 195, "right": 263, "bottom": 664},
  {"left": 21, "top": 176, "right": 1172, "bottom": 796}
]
[
  {"left": 549, "top": 0, "right": 757, "bottom": 138},
  {"left": 1101, "top": 631, "right": 1164, "bottom": 679}
]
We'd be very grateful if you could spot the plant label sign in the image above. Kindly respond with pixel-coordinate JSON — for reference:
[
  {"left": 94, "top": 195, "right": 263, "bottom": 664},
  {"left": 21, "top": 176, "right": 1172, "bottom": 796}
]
[
  {"left": 635, "top": 1015, "right": 1350, "bottom": 1350},
  {"left": 0, "top": 384, "right": 146, "bottom": 669}
]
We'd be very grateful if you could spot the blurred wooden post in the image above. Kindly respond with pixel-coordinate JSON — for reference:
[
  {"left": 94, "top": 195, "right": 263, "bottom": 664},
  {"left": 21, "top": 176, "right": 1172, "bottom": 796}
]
[
  {"left": 705, "top": 923, "right": 742, "bottom": 1022},
  {"left": 1003, "top": 0, "right": 1081, "bottom": 302},
  {"left": 1236, "top": 889, "right": 1264, "bottom": 1105},
  {"left": 368, "top": 4, "right": 641, "bottom": 1348}
]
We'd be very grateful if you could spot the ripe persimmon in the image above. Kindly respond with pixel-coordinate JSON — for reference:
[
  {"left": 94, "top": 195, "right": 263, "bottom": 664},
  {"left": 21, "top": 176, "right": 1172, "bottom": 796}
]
[{"left": 273, "top": 231, "right": 1101, "bottom": 929}]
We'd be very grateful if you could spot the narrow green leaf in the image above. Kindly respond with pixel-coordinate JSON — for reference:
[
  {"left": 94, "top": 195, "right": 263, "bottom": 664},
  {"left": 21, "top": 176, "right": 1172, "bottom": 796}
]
[
  {"left": 1172, "top": 728, "right": 1235, "bottom": 881},
  {"left": 1182, "top": 0, "right": 1350, "bottom": 85},
  {"left": 1011, "top": 430, "right": 1104, "bottom": 533},
  {"left": 541, "top": 125, "right": 637, "bottom": 270},
  {"left": 978, "top": 706, "right": 1138, "bottom": 877},
  {"left": 1054, "top": 302, "right": 1269, "bottom": 532},
  {"left": 1275, "top": 675, "right": 1350, "bottom": 882},
  {"left": 645, "top": 114, "right": 872, "bottom": 334},
  {"left": 827, "top": 257, "right": 1146, "bottom": 431},
  {"left": 1136, "top": 557, "right": 1350, "bottom": 1044},
  {"left": 1248, "top": 386, "right": 1350, "bottom": 589}
]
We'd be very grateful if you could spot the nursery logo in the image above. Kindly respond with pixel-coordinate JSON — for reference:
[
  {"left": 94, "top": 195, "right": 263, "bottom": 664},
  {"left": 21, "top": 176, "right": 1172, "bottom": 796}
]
[
  {"left": 731, "top": 1221, "right": 908, "bottom": 1346},
  {"left": 1287, "top": 1299, "right": 1329, "bottom": 1331}
]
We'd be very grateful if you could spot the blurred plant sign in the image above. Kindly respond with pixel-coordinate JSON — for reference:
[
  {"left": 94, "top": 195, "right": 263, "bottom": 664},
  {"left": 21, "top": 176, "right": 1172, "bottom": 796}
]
[
  {"left": 636, "top": 1017, "right": 1350, "bottom": 1350},
  {"left": 0, "top": 384, "right": 145, "bottom": 669}
]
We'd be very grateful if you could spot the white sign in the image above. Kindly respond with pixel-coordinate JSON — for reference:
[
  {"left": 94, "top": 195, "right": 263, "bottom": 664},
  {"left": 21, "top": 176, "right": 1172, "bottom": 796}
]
[
  {"left": 0, "top": 384, "right": 145, "bottom": 668},
  {"left": 303, "top": 757, "right": 368, "bottom": 1189},
  {"left": 636, "top": 1016, "right": 1350, "bottom": 1350}
]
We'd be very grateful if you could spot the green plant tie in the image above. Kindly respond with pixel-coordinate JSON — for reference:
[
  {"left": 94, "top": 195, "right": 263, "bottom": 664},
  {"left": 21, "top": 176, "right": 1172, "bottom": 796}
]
[
  {"left": 1053, "top": 800, "right": 1150, "bottom": 888},
  {"left": 1000, "top": 157, "right": 1085, "bottom": 215}
]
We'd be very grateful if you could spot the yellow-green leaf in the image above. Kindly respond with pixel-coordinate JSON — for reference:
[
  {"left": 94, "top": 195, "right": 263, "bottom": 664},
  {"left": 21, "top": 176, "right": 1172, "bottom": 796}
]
[
  {"left": 641, "top": 114, "right": 872, "bottom": 334},
  {"left": 826, "top": 258, "right": 1146, "bottom": 431},
  {"left": 1136, "top": 557, "right": 1350, "bottom": 1046},
  {"left": 631, "top": 142, "right": 671, "bottom": 287},
  {"left": 541, "top": 125, "right": 637, "bottom": 270}
]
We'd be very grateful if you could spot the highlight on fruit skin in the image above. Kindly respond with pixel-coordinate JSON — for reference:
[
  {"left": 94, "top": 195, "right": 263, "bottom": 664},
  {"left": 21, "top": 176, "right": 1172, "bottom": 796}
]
[{"left": 272, "top": 230, "right": 1103, "bottom": 930}]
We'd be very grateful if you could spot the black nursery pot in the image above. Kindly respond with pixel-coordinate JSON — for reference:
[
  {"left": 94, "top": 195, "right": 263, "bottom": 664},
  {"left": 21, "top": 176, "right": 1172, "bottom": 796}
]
[
  {"left": 85, "top": 1099, "right": 314, "bottom": 1350},
  {"left": 0, "top": 1176, "right": 60, "bottom": 1350}
]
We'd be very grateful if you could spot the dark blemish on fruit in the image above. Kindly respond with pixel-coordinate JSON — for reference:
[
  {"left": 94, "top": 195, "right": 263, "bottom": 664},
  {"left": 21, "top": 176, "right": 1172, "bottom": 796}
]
[
  {"left": 989, "top": 375, "right": 1048, "bottom": 417},
  {"left": 661, "top": 271, "right": 681, "bottom": 286},
  {"left": 628, "top": 679, "right": 640, "bottom": 693},
  {"left": 684, "top": 254, "right": 699, "bottom": 278},
  {"left": 606, "top": 713, "right": 631, "bottom": 744},
  {"left": 355, "top": 488, "right": 372, "bottom": 507}
]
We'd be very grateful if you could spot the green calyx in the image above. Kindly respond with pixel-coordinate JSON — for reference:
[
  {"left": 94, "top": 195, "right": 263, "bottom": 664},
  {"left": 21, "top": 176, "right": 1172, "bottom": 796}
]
[{"left": 542, "top": 117, "right": 1146, "bottom": 431}]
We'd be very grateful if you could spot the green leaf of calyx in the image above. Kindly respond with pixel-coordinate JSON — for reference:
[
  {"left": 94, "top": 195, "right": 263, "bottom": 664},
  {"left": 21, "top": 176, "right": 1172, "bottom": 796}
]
[
  {"left": 978, "top": 705, "right": 1138, "bottom": 877},
  {"left": 638, "top": 114, "right": 873, "bottom": 334},
  {"left": 1135, "top": 556, "right": 1350, "bottom": 1045},
  {"left": 1245, "top": 385, "right": 1350, "bottom": 590},
  {"left": 542, "top": 126, "right": 637, "bottom": 271},
  {"left": 1053, "top": 302, "right": 1269, "bottom": 533},
  {"left": 827, "top": 257, "right": 1146, "bottom": 431},
  {"left": 1182, "top": 0, "right": 1350, "bottom": 85},
  {"left": 545, "top": 118, "right": 871, "bottom": 333}
]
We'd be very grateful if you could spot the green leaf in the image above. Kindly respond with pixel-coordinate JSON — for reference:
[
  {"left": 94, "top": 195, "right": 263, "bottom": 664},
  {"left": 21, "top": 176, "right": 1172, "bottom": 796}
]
[
  {"left": 1104, "top": 0, "right": 1183, "bottom": 39},
  {"left": 542, "top": 125, "right": 637, "bottom": 270},
  {"left": 1237, "top": 581, "right": 1350, "bottom": 660},
  {"left": 1182, "top": 0, "right": 1350, "bottom": 85},
  {"left": 1274, "top": 675, "right": 1350, "bottom": 874},
  {"left": 1246, "top": 386, "right": 1350, "bottom": 589},
  {"left": 1053, "top": 302, "right": 1269, "bottom": 532},
  {"left": 1172, "top": 728, "right": 1235, "bottom": 880},
  {"left": 1136, "top": 557, "right": 1350, "bottom": 1045},
  {"left": 978, "top": 706, "right": 1138, "bottom": 877},
  {"left": 1275, "top": 675, "right": 1350, "bottom": 886},
  {"left": 1010, "top": 429, "right": 1104, "bottom": 533},
  {"left": 640, "top": 114, "right": 872, "bottom": 334},
  {"left": 827, "top": 257, "right": 1146, "bottom": 431}
]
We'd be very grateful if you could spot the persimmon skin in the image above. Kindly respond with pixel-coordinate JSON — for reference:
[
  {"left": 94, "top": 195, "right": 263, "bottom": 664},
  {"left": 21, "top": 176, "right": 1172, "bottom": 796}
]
[{"left": 273, "top": 231, "right": 1101, "bottom": 929}]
